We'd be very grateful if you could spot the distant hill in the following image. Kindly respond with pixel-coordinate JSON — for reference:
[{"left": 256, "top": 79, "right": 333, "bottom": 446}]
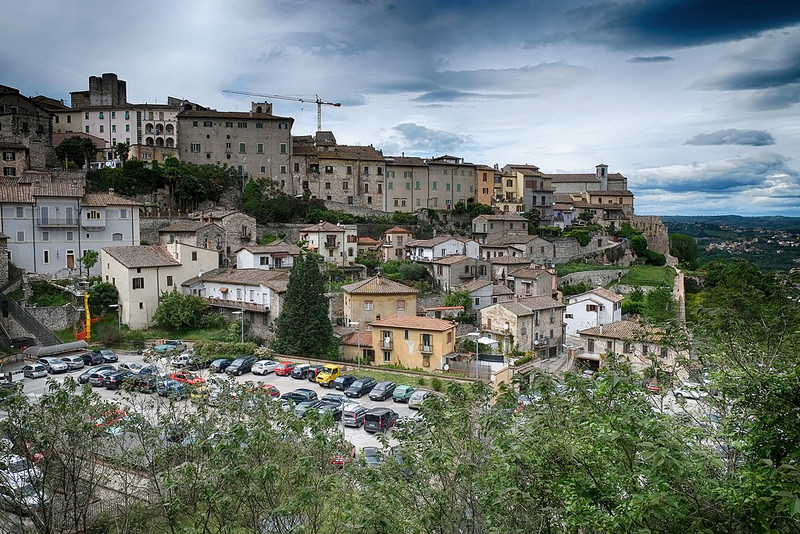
[{"left": 662, "top": 215, "right": 800, "bottom": 272}]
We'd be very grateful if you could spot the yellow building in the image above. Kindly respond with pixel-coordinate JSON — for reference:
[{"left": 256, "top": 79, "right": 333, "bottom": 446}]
[
  {"left": 341, "top": 275, "right": 419, "bottom": 327},
  {"left": 370, "top": 315, "right": 456, "bottom": 370}
]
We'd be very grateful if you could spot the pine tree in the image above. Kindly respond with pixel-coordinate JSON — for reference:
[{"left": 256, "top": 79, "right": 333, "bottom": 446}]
[{"left": 272, "top": 253, "right": 335, "bottom": 358}]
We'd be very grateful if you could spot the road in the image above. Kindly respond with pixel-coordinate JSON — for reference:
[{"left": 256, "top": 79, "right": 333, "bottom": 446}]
[{"left": 8, "top": 350, "right": 417, "bottom": 454}]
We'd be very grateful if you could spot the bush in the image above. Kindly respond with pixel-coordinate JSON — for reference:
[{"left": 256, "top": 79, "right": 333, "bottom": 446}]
[
  {"left": 431, "top": 377, "right": 443, "bottom": 392},
  {"left": 123, "top": 330, "right": 147, "bottom": 349}
]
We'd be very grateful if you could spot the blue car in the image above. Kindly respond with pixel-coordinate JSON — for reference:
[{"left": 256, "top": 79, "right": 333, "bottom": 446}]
[{"left": 157, "top": 379, "right": 188, "bottom": 399}]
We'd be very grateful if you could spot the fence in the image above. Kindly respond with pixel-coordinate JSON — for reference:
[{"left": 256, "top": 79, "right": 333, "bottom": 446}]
[{"left": 447, "top": 359, "right": 492, "bottom": 381}]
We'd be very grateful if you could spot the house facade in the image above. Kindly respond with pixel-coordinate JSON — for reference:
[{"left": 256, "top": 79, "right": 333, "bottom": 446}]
[
  {"left": 192, "top": 209, "right": 257, "bottom": 259},
  {"left": 457, "top": 278, "right": 514, "bottom": 313},
  {"left": 101, "top": 242, "right": 219, "bottom": 330},
  {"left": 424, "top": 155, "right": 477, "bottom": 210},
  {"left": 381, "top": 227, "right": 413, "bottom": 262},
  {"left": 0, "top": 84, "right": 57, "bottom": 173},
  {"left": 158, "top": 220, "right": 226, "bottom": 254},
  {"left": 508, "top": 264, "right": 558, "bottom": 298},
  {"left": 384, "top": 156, "right": 430, "bottom": 212},
  {"left": 427, "top": 255, "right": 490, "bottom": 292},
  {"left": 471, "top": 214, "right": 528, "bottom": 244},
  {"left": 341, "top": 275, "right": 419, "bottom": 327},
  {"left": 478, "top": 295, "right": 565, "bottom": 358},
  {"left": 370, "top": 315, "right": 456, "bottom": 370},
  {"left": 407, "top": 235, "right": 468, "bottom": 261},
  {"left": 564, "top": 288, "right": 624, "bottom": 336},
  {"left": 300, "top": 221, "right": 358, "bottom": 266},
  {"left": 576, "top": 320, "right": 678, "bottom": 375},
  {"left": 235, "top": 241, "right": 301, "bottom": 270}
]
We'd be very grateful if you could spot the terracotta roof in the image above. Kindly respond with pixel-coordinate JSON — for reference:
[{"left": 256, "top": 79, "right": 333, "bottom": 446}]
[
  {"left": 459, "top": 279, "right": 492, "bottom": 292},
  {"left": 509, "top": 266, "right": 556, "bottom": 279},
  {"left": 485, "top": 234, "right": 542, "bottom": 246},
  {"left": 357, "top": 236, "right": 380, "bottom": 246},
  {"left": 579, "top": 320, "right": 663, "bottom": 340},
  {"left": 342, "top": 331, "right": 373, "bottom": 347},
  {"left": 301, "top": 221, "right": 345, "bottom": 233},
  {"left": 82, "top": 192, "right": 141, "bottom": 206},
  {"left": 384, "top": 226, "right": 412, "bottom": 234},
  {"left": 181, "top": 267, "right": 287, "bottom": 286},
  {"left": 497, "top": 296, "right": 564, "bottom": 316},
  {"left": 315, "top": 145, "right": 384, "bottom": 161},
  {"left": 341, "top": 275, "right": 419, "bottom": 295},
  {"left": 371, "top": 315, "right": 455, "bottom": 331},
  {"left": 385, "top": 156, "right": 427, "bottom": 166},
  {"left": 102, "top": 245, "right": 180, "bottom": 268},
  {"left": 159, "top": 220, "right": 218, "bottom": 233},
  {"left": 431, "top": 254, "right": 472, "bottom": 265},
  {"left": 588, "top": 287, "right": 624, "bottom": 303},
  {"left": 492, "top": 284, "right": 514, "bottom": 296},
  {"left": 240, "top": 240, "right": 302, "bottom": 255}
]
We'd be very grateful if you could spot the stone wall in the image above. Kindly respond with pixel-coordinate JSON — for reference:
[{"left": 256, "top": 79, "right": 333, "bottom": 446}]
[
  {"left": 631, "top": 215, "right": 671, "bottom": 256},
  {"left": 559, "top": 269, "right": 629, "bottom": 289},
  {"left": 1, "top": 304, "right": 83, "bottom": 338}
]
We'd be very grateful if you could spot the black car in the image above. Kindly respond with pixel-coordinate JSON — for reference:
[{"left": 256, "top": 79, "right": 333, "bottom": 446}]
[
  {"left": 306, "top": 364, "right": 325, "bottom": 382},
  {"left": 368, "top": 381, "right": 397, "bottom": 401},
  {"left": 345, "top": 377, "right": 377, "bottom": 398},
  {"left": 281, "top": 388, "right": 318, "bottom": 404},
  {"left": 209, "top": 358, "right": 232, "bottom": 373},
  {"left": 364, "top": 407, "right": 399, "bottom": 433},
  {"left": 78, "top": 365, "right": 115, "bottom": 384},
  {"left": 131, "top": 375, "right": 159, "bottom": 393},
  {"left": 318, "top": 402, "right": 343, "bottom": 420},
  {"left": 290, "top": 364, "right": 311, "bottom": 379},
  {"left": 80, "top": 352, "right": 105, "bottom": 366},
  {"left": 333, "top": 375, "right": 357, "bottom": 391},
  {"left": 225, "top": 356, "right": 258, "bottom": 376},
  {"left": 104, "top": 370, "right": 134, "bottom": 390}
]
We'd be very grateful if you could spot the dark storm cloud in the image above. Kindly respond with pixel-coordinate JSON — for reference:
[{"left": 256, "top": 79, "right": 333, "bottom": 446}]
[
  {"left": 628, "top": 56, "right": 674, "bottom": 63},
  {"left": 685, "top": 129, "right": 775, "bottom": 146},
  {"left": 530, "top": 0, "right": 800, "bottom": 50},
  {"left": 387, "top": 123, "right": 471, "bottom": 154}
]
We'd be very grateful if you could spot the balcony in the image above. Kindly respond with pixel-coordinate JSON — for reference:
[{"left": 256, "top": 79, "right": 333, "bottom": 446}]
[
  {"left": 37, "top": 217, "right": 77, "bottom": 228},
  {"left": 419, "top": 345, "right": 433, "bottom": 354},
  {"left": 381, "top": 338, "right": 393, "bottom": 350},
  {"left": 203, "top": 297, "right": 268, "bottom": 313},
  {"left": 324, "top": 241, "right": 339, "bottom": 249}
]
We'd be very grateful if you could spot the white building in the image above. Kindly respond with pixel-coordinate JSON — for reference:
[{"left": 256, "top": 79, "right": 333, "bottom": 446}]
[
  {"left": 300, "top": 221, "right": 358, "bottom": 266},
  {"left": 236, "top": 241, "right": 302, "bottom": 270},
  {"left": 564, "top": 287, "right": 624, "bottom": 336}
]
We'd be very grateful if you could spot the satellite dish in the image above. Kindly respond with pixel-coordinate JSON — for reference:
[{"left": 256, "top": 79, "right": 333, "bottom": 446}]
[
  {"left": 533, "top": 339, "right": 539, "bottom": 346},
  {"left": 443, "top": 363, "right": 450, "bottom": 371}
]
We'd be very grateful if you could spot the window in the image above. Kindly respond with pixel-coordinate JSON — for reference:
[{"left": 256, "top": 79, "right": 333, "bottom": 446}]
[
  {"left": 237, "top": 122, "right": 247, "bottom": 128},
  {"left": 125, "top": 111, "right": 129, "bottom": 119},
  {"left": 66, "top": 231, "right": 74, "bottom": 242},
  {"left": 166, "top": 275, "right": 173, "bottom": 287},
  {"left": 397, "top": 299, "right": 405, "bottom": 311},
  {"left": 446, "top": 183, "right": 451, "bottom": 191},
  {"left": 257, "top": 143, "right": 264, "bottom": 154},
  {"left": 432, "top": 181, "right": 438, "bottom": 190},
  {"left": 191, "top": 251, "right": 198, "bottom": 261},
  {"left": 383, "top": 351, "right": 391, "bottom": 363},
  {"left": 41, "top": 231, "right": 49, "bottom": 242},
  {"left": 377, "top": 167, "right": 383, "bottom": 175},
  {"left": 325, "top": 165, "right": 333, "bottom": 174},
  {"left": 85, "top": 126, "right": 89, "bottom": 133},
  {"left": 133, "top": 278, "right": 144, "bottom": 289},
  {"left": 586, "top": 304, "right": 598, "bottom": 312},
  {"left": 363, "top": 166, "right": 369, "bottom": 174},
  {"left": 120, "top": 209, "right": 127, "bottom": 219},
  {"left": 43, "top": 250, "right": 49, "bottom": 264},
  {"left": 190, "top": 143, "right": 201, "bottom": 153},
  {"left": 99, "top": 125, "right": 104, "bottom": 133},
  {"left": 364, "top": 183, "right": 369, "bottom": 193},
  {"left": 255, "top": 122, "right": 263, "bottom": 129},
  {"left": 364, "top": 300, "right": 373, "bottom": 311},
  {"left": 15, "top": 206, "right": 23, "bottom": 218},
  {"left": 280, "top": 143, "right": 287, "bottom": 154},
  {"left": 111, "top": 125, "right": 116, "bottom": 133},
  {"left": 125, "top": 124, "right": 130, "bottom": 132},
  {"left": 112, "top": 233, "right": 123, "bottom": 241},
  {"left": 588, "top": 339, "right": 595, "bottom": 352},
  {"left": 280, "top": 165, "right": 287, "bottom": 174},
  {"left": 346, "top": 165, "right": 352, "bottom": 174},
  {"left": 279, "top": 122, "right": 288, "bottom": 129},
  {"left": 225, "top": 121, "right": 233, "bottom": 127},
  {"left": 377, "top": 183, "right": 382, "bottom": 194},
  {"left": 16, "top": 232, "right": 23, "bottom": 242},
  {"left": 325, "top": 182, "right": 331, "bottom": 190},
  {"left": 99, "top": 112, "right": 104, "bottom": 119},
  {"left": 139, "top": 302, "right": 144, "bottom": 309},
  {"left": 86, "top": 210, "right": 101, "bottom": 220},
  {"left": 623, "top": 341, "right": 632, "bottom": 353},
  {"left": 85, "top": 112, "right": 89, "bottom": 119},
  {"left": 2, "top": 152, "right": 14, "bottom": 161},
  {"left": 239, "top": 143, "right": 246, "bottom": 153},
  {"left": 342, "top": 181, "right": 348, "bottom": 190}
]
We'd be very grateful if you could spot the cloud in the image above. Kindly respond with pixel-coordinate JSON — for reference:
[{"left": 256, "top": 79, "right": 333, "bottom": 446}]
[
  {"left": 531, "top": 0, "right": 800, "bottom": 51},
  {"left": 685, "top": 129, "right": 775, "bottom": 146},
  {"left": 378, "top": 123, "right": 472, "bottom": 156},
  {"left": 628, "top": 56, "right": 674, "bottom": 63}
]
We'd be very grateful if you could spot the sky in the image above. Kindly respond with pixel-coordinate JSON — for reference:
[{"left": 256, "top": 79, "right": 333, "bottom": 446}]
[{"left": 3, "top": 0, "right": 800, "bottom": 217}]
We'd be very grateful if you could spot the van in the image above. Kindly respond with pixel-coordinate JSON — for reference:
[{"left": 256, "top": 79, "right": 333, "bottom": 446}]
[
  {"left": 364, "top": 407, "right": 398, "bottom": 433},
  {"left": 342, "top": 403, "right": 367, "bottom": 428}
]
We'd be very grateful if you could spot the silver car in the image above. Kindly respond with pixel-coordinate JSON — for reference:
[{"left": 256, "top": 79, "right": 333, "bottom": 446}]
[
  {"left": 22, "top": 364, "right": 47, "bottom": 379},
  {"left": 60, "top": 355, "right": 85, "bottom": 370},
  {"left": 39, "top": 357, "right": 68, "bottom": 374},
  {"left": 88, "top": 368, "right": 116, "bottom": 387}
]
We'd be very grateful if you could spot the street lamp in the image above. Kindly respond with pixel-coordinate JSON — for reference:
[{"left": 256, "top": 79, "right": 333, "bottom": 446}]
[
  {"left": 108, "top": 304, "right": 120, "bottom": 331},
  {"left": 349, "top": 321, "right": 361, "bottom": 371},
  {"left": 466, "top": 331, "right": 481, "bottom": 379},
  {"left": 232, "top": 309, "right": 244, "bottom": 343}
]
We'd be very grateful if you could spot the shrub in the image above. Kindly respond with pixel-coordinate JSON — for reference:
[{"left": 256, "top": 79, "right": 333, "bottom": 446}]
[
  {"left": 123, "top": 330, "right": 146, "bottom": 349},
  {"left": 431, "top": 377, "right": 443, "bottom": 392}
]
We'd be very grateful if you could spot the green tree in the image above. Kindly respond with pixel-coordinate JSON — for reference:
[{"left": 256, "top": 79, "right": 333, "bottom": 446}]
[
  {"left": 78, "top": 249, "right": 99, "bottom": 274},
  {"left": 151, "top": 290, "right": 212, "bottom": 330},
  {"left": 87, "top": 282, "right": 118, "bottom": 317},
  {"left": 272, "top": 253, "right": 335, "bottom": 358},
  {"left": 467, "top": 202, "right": 494, "bottom": 217},
  {"left": 641, "top": 286, "right": 676, "bottom": 324},
  {"left": 55, "top": 135, "right": 96, "bottom": 167},
  {"left": 578, "top": 209, "right": 594, "bottom": 223},
  {"left": 443, "top": 289, "right": 472, "bottom": 311},
  {"left": 669, "top": 232, "right": 699, "bottom": 267},
  {"left": 524, "top": 208, "right": 541, "bottom": 229},
  {"left": 113, "top": 141, "right": 130, "bottom": 164}
]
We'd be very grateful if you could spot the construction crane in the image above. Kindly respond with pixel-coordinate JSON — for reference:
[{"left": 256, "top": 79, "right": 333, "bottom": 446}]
[{"left": 223, "top": 89, "right": 341, "bottom": 131}]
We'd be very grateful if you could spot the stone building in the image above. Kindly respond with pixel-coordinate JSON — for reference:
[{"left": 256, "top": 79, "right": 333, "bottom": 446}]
[
  {"left": 384, "top": 155, "right": 430, "bottom": 212},
  {"left": 424, "top": 155, "right": 477, "bottom": 210},
  {"left": 0, "top": 84, "right": 57, "bottom": 173}
]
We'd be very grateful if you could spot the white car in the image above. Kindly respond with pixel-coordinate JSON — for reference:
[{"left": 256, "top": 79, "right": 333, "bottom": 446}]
[
  {"left": 171, "top": 353, "right": 192, "bottom": 367},
  {"left": 673, "top": 383, "right": 709, "bottom": 400},
  {"left": 252, "top": 359, "right": 278, "bottom": 375},
  {"left": 0, "top": 454, "right": 42, "bottom": 489},
  {"left": 119, "top": 362, "right": 144, "bottom": 373},
  {"left": 60, "top": 355, "right": 85, "bottom": 370},
  {"left": 22, "top": 364, "right": 47, "bottom": 379},
  {"left": 39, "top": 357, "right": 68, "bottom": 374}
]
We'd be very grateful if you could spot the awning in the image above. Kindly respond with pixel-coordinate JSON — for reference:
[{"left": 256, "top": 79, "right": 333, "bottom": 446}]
[
  {"left": 577, "top": 353, "right": 601, "bottom": 361},
  {"left": 219, "top": 287, "right": 228, "bottom": 293},
  {"left": 23, "top": 340, "right": 89, "bottom": 357},
  {"left": 476, "top": 336, "right": 498, "bottom": 346}
]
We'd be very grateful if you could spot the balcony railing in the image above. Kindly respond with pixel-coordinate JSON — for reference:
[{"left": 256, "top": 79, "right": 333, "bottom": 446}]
[
  {"left": 203, "top": 297, "right": 268, "bottom": 312},
  {"left": 37, "top": 218, "right": 77, "bottom": 228},
  {"left": 381, "top": 339, "right": 393, "bottom": 349},
  {"left": 419, "top": 345, "right": 433, "bottom": 354}
]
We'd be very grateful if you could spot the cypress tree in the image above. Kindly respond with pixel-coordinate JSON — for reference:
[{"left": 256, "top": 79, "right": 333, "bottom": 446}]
[{"left": 272, "top": 253, "right": 335, "bottom": 358}]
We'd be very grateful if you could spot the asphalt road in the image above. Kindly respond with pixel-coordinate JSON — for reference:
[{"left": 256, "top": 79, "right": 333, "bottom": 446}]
[{"left": 8, "top": 350, "right": 417, "bottom": 453}]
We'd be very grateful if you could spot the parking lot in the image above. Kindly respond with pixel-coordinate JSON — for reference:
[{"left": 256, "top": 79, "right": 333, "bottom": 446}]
[{"left": 8, "top": 349, "right": 420, "bottom": 452}]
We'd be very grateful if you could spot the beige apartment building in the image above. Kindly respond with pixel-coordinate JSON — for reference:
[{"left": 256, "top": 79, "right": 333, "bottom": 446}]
[
  {"left": 424, "top": 155, "right": 477, "bottom": 210},
  {"left": 370, "top": 315, "right": 456, "bottom": 370},
  {"left": 341, "top": 275, "right": 419, "bottom": 327},
  {"left": 384, "top": 155, "right": 430, "bottom": 212}
]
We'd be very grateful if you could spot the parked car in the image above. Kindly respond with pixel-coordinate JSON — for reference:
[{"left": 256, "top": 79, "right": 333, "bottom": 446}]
[
  {"left": 60, "top": 355, "right": 85, "bottom": 370},
  {"left": 318, "top": 402, "right": 343, "bottom": 420},
  {"left": 333, "top": 375, "right": 356, "bottom": 391},
  {"left": 94, "top": 348, "right": 118, "bottom": 363},
  {"left": 104, "top": 370, "right": 134, "bottom": 390},
  {"left": 119, "top": 362, "right": 144, "bottom": 373},
  {"left": 306, "top": 364, "right": 325, "bottom": 381},
  {"left": 290, "top": 364, "right": 311, "bottom": 379},
  {"left": 673, "top": 382, "right": 709, "bottom": 400},
  {"left": 39, "top": 357, "right": 68, "bottom": 374},
  {"left": 369, "top": 381, "right": 396, "bottom": 401},
  {"left": 131, "top": 375, "right": 159, "bottom": 393},
  {"left": 157, "top": 379, "right": 189, "bottom": 399},
  {"left": 22, "top": 364, "right": 47, "bottom": 379},
  {"left": 80, "top": 352, "right": 104, "bottom": 366},
  {"left": 362, "top": 446, "right": 383, "bottom": 466},
  {"left": 253, "top": 383, "right": 280, "bottom": 399},
  {"left": 0, "top": 482, "right": 50, "bottom": 513},
  {"left": 274, "top": 362, "right": 296, "bottom": 376},
  {"left": 408, "top": 389, "right": 432, "bottom": 410},
  {"left": 393, "top": 385, "right": 416, "bottom": 403},
  {"left": 169, "top": 372, "right": 205, "bottom": 386},
  {"left": 320, "top": 392, "right": 348, "bottom": 406},
  {"left": 209, "top": 358, "right": 232, "bottom": 373},
  {"left": 78, "top": 365, "right": 115, "bottom": 384},
  {"left": 345, "top": 377, "right": 377, "bottom": 398},
  {"left": 364, "top": 407, "right": 398, "bottom": 433},
  {"left": 88, "top": 368, "right": 117, "bottom": 387},
  {"left": 329, "top": 440, "right": 356, "bottom": 468},
  {"left": 645, "top": 379, "right": 660, "bottom": 394},
  {"left": 186, "top": 357, "right": 214, "bottom": 372},
  {"left": 281, "top": 388, "right": 318, "bottom": 404},
  {"left": 0, "top": 453, "right": 42, "bottom": 488},
  {"left": 294, "top": 400, "right": 323, "bottom": 418},
  {"left": 394, "top": 414, "right": 425, "bottom": 436},
  {"left": 138, "top": 365, "right": 167, "bottom": 377},
  {"left": 342, "top": 403, "right": 367, "bottom": 428},
  {"left": 153, "top": 340, "right": 187, "bottom": 353},
  {"left": 252, "top": 359, "right": 278, "bottom": 375},
  {"left": 226, "top": 356, "right": 258, "bottom": 376},
  {"left": 170, "top": 353, "right": 192, "bottom": 367},
  {"left": 315, "top": 364, "right": 341, "bottom": 387}
]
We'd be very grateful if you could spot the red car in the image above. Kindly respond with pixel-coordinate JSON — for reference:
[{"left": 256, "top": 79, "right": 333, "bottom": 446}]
[
  {"left": 646, "top": 380, "right": 660, "bottom": 394},
  {"left": 274, "top": 362, "right": 296, "bottom": 376},
  {"left": 329, "top": 441, "right": 356, "bottom": 468},
  {"left": 249, "top": 383, "right": 280, "bottom": 399},
  {"left": 169, "top": 372, "right": 206, "bottom": 386}
]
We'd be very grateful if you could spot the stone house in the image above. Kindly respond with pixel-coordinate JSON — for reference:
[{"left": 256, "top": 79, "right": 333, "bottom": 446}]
[
  {"left": 341, "top": 275, "right": 419, "bottom": 328},
  {"left": 158, "top": 220, "right": 226, "bottom": 259},
  {"left": 508, "top": 264, "right": 558, "bottom": 298},
  {"left": 0, "top": 84, "right": 57, "bottom": 173},
  {"left": 478, "top": 295, "right": 565, "bottom": 358},
  {"left": 471, "top": 214, "right": 528, "bottom": 244},
  {"left": 101, "top": 242, "right": 219, "bottom": 330},
  {"left": 192, "top": 209, "right": 257, "bottom": 260},
  {"left": 424, "top": 155, "right": 477, "bottom": 211},
  {"left": 503, "top": 164, "right": 553, "bottom": 223},
  {"left": 427, "top": 255, "right": 490, "bottom": 292},
  {"left": 457, "top": 279, "right": 513, "bottom": 313},
  {"left": 300, "top": 221, "right": 358, "bottom": 266},
  {"left": 407, "top": 235, "right": 478, "bottom": 261},
  {"left": 384, "top": 155, "right": 430, "bottom": 212},
  {"left": 576, "top": 320, "right": 677, "bottom": 375},
  {"left": 370, "top": 315, "right": 457, "bottom": 370},
  {"left": 564, "top": 288, "right": 624, "bottom": 336},
  {"left": 381, "top": 226, "right": 413, "bottom": 262}
]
